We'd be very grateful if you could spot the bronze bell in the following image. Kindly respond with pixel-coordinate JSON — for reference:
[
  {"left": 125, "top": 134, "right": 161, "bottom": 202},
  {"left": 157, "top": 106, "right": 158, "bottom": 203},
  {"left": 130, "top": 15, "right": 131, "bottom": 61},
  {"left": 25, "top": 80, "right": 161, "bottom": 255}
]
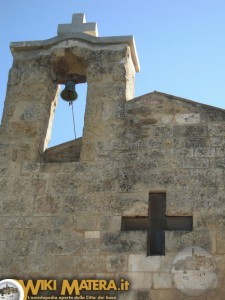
[{"left": 60, "top": 81, "right": 78, "bottom": 102}]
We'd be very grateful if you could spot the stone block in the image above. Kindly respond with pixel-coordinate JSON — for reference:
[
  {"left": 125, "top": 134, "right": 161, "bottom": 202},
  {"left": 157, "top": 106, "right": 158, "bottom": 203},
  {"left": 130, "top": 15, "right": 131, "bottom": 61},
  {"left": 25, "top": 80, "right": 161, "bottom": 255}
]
[
  {"left": 34, "top": 195, "right": 61, "bottom": 216},
  {"left": 82, "top": 238, "right": 100, "bottom": 254},
  {"left": 87, "top": 62, "right": 102, "bottom": 82},
  {"left": 86, "top": 175, "right": 117, "bottom": 192},
  {"left": 21, "top": 68, "right": 52, "bottom": 84},
  {"left": 44, "top": 215, "right": 76, "bottom": 230},
  {"left": 126, "top": 104, "right": 153, "bottom": 116},
  {"left": 117, "top": 168, "right": 137, "bottom": 192},
  {"left": 8, "top": 256, "right": 29, "bottom": 277},
  {"left": 0, "top": 144, "right": 14, "bottom": 163},
  {"left": 0, "top": 165, "right": 8, "bottom": 177},
  {"left": 175, "top": 113, "right": 200, "bottom": 124},
  {"left": 38, "top": 227, "right": 64, "bottom": 240},
  {"left": 77, "top": 216, "right": 98, "bottom": 230},
  {"left": 77, "top": 255, "right": 107, "bottom": 273},
  {"left": 11, "top": 228, "right": 34, "bottom": 240},
  {"left": 207, "top": 110, "right": 225, "bottom": 122},
  {"left": 209, "top": 137, "right": 225, "bottom": 147},
  {"left": 7, "top": 67, "right": 21, "bottom": 85},
  {"left": 209, "top": 124, "right": 225, "bottom": 137},
  {"left": 3, "top": 217, "right": 24, "bottom": 229},
  {"left": 159, "top": 254, "right": 175, "bottom": 272},
  {"left": 174, "top": 125, "right": 208, "bottom": 137},
  {"left": 62, "top": 192, "right": 108, "bottom": 215},
  {"left": 6, "top": 102, "right": 46, "bottom": 124},
  {"left": 6, "top": 239, "right": 36, "bottom": 257},
  {"left": 88, "top": 82, "right": 127, "bottom": 100},
  {"left": 84, "top": 231, "right": 100, "bottom": 239},
  {"left": 117, "top": 290, "right": 149, "bottom": 300},
  {"left": 126, "top": 272, "right": 152, "bottom": 289},
  {"left": 0, "top": 241, "right": 6, "bottom": 257},
  {"left": 165, "top": 230, "right": 212, "bottom": 253},
  {"left": 173, "top": 148, "right": 194, "bottom": 158},
  {"left": 89, "top": 62, "right": 127, "bottom": 83},
  {"left": 30, "top": 174, "right": 49, "bottom": 195},
  {"left": 63, "top": 228, "right": 84, "bottom": 240},
  {"left": 213, "top": 158, "right": 225, "bottom": 169},
  {"left": 1, "top": 103, "right": 16, "bottom": 126},
  {"left": 61, "top": 195, "right": 88, "bottom": 214},
  {"left": 153, "top": 272, "right": 173, "bottom": 289},
  {"left": 207, "top": 289, "right": 225, "bottom": 300},
  {"left": 150, "top": 289, "right": 184, "bottom": 300},
  {"left": 97, "top": 216, "right": 121, "bottom": 231},
  {"left": 106, "top": 255, "right": 128, "bottom": 272},
  {"left": 101, "top": 100, "right": 125, "bottom": 120},
  {"left": 21, "top": 103, "right": 45, "bottom": 122},
  {"left": 95, "top": 273, "right": 116, "bottom": 280},
  {"left": 147, "top": 138, "right": 164, "bottom": 148},
  {"left": 138, "top": 168, "right": 174, "bottom": 188},
  {"left": 181, "top": 157, "right": 209, "bottom": 168},
  {"left": 112, "top": 64, "right": 127, "bottom": 82},
  {"left": 216, "top": 231, "right": 225, "bottom": 254},
  {"left": 186, "top": 137, "right": 208, "bottom": 148},
  {"left": 216, "top": 147, "right": 225, "bottom": 157},
  {"left": 209, "top": 231, "right": 217, "bottom": 254},
  {"left": 195, "top": 148, "right": 216, "bottom": 158},
  {"left": 42, "top": 162, "right": 75, "bottom": 173},
  {"left": 166, "top": 188, "right": 193, "bottom": 215},
  {"left": 42, "top": 239, "right": 82, "bottom": 255},
  {"left": 185, "top": 187, "right": 225, "bottom": 213},
  {"left": 194, "top": 213, "right": 225, "bottom": 230},
  {"left": 48, "top": 255, "right": 77, "bottom": 274},
  {"left": 121, "top": 200, "right": 148, "bottom": 217},
  {"left": 101, "top": 231, "right": 146, "bottom": 253},
  {"left": 133, "top": 290, "right": 151, "bottom": 300},
  {"left": 128, "top": 254, "right": 161, "bottom": 272},
  {"left": 150, "top": 125, "right": 174, "bottom": 138},
  {"left": 0, "top": 177, "right": 12, "bottom": 195},
  {"left": 114, "top": 291, "right": 130, "bottom": 300},
  {"left": 49, "top": 173, "right": 83, "bottom": 195},
  {"left": 2, "top": 195, "right": 33, "bottom": 216},
  {"left": 161, "top": 114, "right": 174, "bottom": 124},
  {"left": 0, "top": 255, "right": 14, "bottom": 273},
  {"left": 21, "top": 162, "right": 41, "bottom": 173},
  {"left": 194, "top": 169, "right": 223, "bottom": 188}
]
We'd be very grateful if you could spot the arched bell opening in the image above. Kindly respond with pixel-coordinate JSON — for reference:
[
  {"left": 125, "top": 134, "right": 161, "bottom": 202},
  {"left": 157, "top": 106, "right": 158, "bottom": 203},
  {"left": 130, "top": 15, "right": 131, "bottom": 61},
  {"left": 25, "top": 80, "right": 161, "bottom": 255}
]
[
  {"left": 43, "top": 48, "right": 88, "bottom": 163},
  {"left": 44, "top": 80, "right": 87, "bottom": 163},
  {"left": 49, "top": 77, "right": 87, "bottom": 146}
]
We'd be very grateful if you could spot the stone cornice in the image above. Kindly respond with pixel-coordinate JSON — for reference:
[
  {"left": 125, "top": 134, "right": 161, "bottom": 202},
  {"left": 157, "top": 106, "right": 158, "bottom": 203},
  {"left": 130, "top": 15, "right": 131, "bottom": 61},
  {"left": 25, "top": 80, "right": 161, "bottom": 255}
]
[{"left": 10, "top": 33, "right": 140, "bottom": 72}]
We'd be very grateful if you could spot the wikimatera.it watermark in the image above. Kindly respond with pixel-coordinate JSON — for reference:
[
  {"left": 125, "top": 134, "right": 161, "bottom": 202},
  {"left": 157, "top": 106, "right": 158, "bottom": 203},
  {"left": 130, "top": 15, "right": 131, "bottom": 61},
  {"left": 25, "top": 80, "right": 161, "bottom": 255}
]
[{"left": 0, "top": 279, "right": 130, "bottom": 300}]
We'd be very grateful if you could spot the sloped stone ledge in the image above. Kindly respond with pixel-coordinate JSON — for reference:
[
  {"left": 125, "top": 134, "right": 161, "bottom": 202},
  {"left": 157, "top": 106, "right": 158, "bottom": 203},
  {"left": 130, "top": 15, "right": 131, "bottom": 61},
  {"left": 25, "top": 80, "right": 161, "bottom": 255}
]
[{"left": 44, "top": 137, "right": 82, "bottom": 162}]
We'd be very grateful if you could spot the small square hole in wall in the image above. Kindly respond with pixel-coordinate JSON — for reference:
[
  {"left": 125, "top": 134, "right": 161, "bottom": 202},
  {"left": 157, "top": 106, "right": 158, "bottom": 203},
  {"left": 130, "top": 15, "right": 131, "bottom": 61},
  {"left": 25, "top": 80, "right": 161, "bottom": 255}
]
[{"left": 48, "top": 83, "right": 87, "bottom": 148}]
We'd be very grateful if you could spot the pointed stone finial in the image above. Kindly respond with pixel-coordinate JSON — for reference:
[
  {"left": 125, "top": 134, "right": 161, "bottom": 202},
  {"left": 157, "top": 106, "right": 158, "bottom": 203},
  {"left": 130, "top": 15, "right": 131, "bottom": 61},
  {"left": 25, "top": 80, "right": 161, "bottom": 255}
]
[{"left": 57, "top": 13, "right": 98, "bottom": 37}]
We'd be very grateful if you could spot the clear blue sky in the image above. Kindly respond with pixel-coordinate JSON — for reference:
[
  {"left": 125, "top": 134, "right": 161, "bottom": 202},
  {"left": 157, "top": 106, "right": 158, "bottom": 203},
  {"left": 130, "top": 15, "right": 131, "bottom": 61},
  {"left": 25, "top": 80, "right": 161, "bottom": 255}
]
[{"left": 1, "top": 0, "right": 225, "bottom": 147}]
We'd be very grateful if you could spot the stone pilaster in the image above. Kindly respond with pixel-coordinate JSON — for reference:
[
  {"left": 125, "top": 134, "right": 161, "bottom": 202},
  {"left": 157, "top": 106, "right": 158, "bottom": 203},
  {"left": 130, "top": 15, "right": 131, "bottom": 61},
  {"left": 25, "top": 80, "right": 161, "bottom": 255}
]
[
  {"left": 1, "top": 63, "right": 59, "bottom": 161},
  {"left": 80, "top": 44, "right": 136, "bottom": 161}
]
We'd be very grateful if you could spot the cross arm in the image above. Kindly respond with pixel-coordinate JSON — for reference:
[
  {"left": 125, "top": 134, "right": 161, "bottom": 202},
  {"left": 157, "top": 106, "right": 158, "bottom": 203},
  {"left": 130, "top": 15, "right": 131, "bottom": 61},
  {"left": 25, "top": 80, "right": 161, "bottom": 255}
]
[
  {"left": 165, "top": 216, "right": 193, "bottom": 231},
  {"left": 121, "top": 216, "right": 150, "bottom": 231}
]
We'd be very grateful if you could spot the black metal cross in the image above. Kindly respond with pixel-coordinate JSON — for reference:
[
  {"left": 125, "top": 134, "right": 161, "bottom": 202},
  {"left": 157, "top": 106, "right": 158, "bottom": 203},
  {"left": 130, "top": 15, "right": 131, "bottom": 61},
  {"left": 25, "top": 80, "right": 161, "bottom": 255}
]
[{"left": 121, "top": 193, "right": 193, "bottom": 256}]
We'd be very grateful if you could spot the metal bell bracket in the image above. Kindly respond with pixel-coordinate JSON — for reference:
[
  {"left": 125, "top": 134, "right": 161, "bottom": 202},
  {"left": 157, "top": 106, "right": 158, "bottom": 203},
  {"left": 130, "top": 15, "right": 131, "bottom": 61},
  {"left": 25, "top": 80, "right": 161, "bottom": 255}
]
[
  {"left": 54, "top": 73, "right": 87, "bottom": 85},
  {"left": 54, "top": 73, "right": 87, "bottom": 102}
]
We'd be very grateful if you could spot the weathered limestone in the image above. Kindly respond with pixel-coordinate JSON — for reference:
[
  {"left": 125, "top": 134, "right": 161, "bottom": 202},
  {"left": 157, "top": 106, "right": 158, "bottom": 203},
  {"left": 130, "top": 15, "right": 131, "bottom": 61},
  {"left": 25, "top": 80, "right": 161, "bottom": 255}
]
[{"left": 1, "top": 13, "right": 225, "bottom": 300}]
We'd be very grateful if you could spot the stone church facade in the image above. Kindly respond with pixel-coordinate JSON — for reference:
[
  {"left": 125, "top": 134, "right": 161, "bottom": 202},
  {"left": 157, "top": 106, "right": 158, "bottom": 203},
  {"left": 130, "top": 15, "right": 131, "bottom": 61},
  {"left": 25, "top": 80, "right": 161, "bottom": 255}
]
[{"left": 0, "top": 14, "right": 225, "bottom": 299}]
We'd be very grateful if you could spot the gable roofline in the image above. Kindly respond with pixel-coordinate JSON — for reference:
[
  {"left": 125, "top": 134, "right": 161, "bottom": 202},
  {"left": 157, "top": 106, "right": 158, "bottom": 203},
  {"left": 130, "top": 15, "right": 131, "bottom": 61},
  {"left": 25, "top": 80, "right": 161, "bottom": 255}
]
[{"left": 133, "top": 91, "right": 225, "bottom": 113}]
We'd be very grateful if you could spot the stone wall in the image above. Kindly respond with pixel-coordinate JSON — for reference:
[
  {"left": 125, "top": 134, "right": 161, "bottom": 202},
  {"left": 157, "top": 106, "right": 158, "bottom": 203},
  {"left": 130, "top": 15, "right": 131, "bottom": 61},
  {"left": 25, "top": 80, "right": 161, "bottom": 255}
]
[{"left": 1, "top": 28, "right": 225, "bottom": 299}]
